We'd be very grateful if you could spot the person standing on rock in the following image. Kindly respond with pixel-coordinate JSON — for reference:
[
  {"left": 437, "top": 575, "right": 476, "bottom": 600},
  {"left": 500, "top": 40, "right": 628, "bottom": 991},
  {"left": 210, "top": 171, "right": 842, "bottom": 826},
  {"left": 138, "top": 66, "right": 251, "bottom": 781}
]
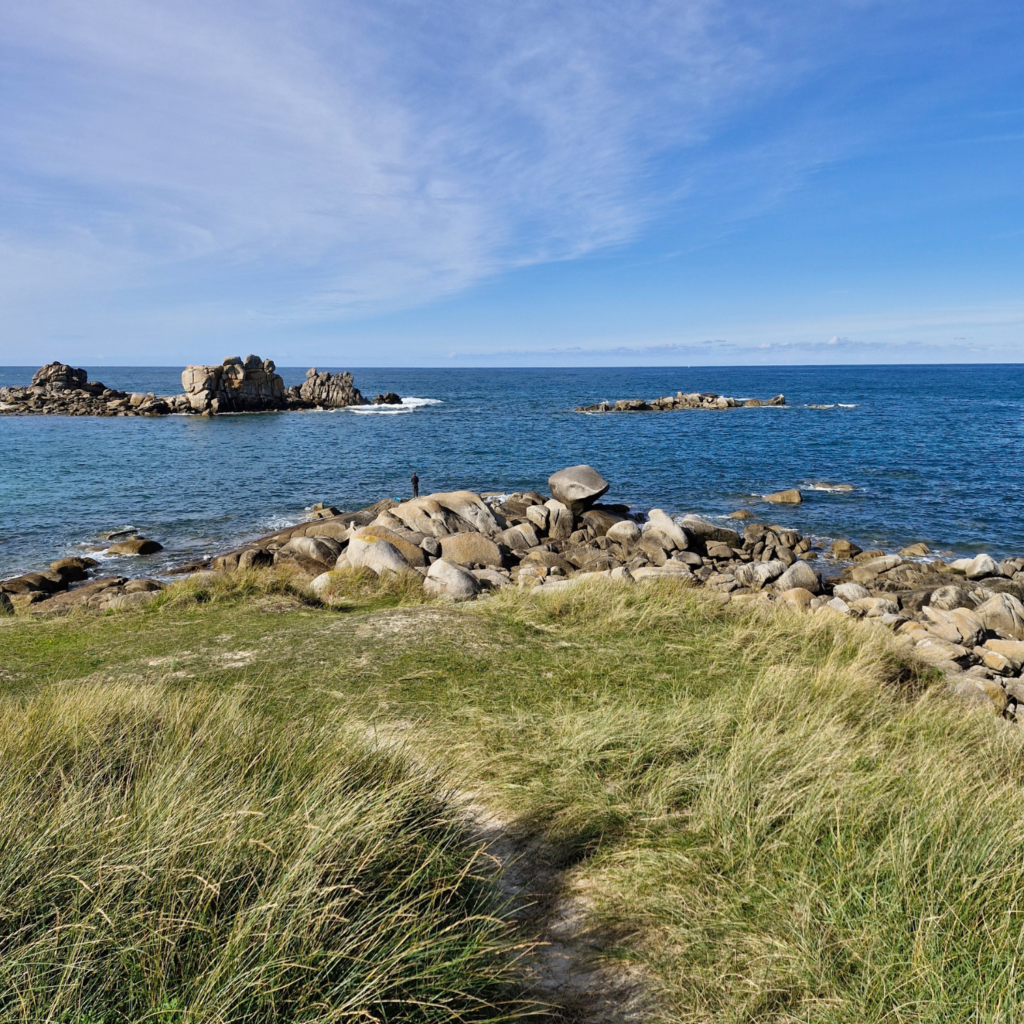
[{"left": 411, "top": 471, "right": 419, "bottom": 498}]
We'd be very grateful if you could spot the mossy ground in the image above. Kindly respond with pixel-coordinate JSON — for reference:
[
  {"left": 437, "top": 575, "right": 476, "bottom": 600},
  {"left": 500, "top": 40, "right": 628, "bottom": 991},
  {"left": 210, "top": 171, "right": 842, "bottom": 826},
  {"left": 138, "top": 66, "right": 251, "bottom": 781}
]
[{"left": 2, "top": 573, "right": 1023, "bottom": 1022}]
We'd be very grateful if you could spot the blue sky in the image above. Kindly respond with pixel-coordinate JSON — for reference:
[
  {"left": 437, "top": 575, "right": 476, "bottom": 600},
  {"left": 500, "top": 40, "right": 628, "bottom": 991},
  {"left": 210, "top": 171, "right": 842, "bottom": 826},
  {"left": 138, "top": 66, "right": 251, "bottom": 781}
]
[{"left": 0, "top": 0, "right": 1021, "bottom": 366}]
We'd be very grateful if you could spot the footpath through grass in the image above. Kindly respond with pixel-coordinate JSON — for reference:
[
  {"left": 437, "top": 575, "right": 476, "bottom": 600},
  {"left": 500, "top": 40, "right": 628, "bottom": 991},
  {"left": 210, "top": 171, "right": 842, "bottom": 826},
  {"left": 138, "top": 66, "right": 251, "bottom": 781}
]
[{"left": 2, "top": 574, "right": 1024, "bottom": 1022}]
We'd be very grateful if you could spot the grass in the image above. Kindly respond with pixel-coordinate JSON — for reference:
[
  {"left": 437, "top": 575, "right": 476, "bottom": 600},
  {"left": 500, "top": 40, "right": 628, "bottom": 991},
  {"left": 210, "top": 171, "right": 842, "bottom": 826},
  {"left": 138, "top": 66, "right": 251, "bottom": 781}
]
[{"left": 2, "top": 573, "right": 1024, "bottom": 1021}]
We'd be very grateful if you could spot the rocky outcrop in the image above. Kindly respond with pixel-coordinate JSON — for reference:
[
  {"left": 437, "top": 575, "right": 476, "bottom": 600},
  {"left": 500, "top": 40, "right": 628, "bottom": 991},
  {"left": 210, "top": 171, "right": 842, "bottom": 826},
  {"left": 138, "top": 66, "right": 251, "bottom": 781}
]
[
  {"left": 181, "top": 355, "right": 286, "bottom": 413},
  {"left": 289, "top": 368, "right": 367, "bottom": 409},
  {"left": 0, "top": 363, "right": 176, "bottom": 417},
  {"left": 11, "top": 461, "right": 1024, "bottom": 727},
  {"left": 576, "top": 392, "right": 785, "bottom": 413},
  {"left": 2, "top": 360, "right": 395, "bottom": 416}
]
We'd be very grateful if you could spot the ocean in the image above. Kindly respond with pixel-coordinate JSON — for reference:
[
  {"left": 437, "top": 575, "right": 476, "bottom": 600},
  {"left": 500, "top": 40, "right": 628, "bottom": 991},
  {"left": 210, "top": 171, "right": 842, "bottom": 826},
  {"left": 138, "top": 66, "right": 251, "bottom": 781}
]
[{"left": 1, "top": 364, "right": 1022, "bottom": 580}]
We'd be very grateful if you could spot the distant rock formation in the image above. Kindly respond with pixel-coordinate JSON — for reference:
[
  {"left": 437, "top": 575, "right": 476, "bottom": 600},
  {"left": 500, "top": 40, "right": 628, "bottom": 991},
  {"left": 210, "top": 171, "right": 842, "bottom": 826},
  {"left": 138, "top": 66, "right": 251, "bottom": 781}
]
[
  {"left": 1, "top": 359, "right": 395, "bottom": 417},
  {"left": 287, "top": 368, "right": 367, "bottom": 409},
  {"left": 181, "top": 355, "right": 287, "bottom": 413},
  {"left": 576, "top": 391, "right": 786, "bottom": 412}
]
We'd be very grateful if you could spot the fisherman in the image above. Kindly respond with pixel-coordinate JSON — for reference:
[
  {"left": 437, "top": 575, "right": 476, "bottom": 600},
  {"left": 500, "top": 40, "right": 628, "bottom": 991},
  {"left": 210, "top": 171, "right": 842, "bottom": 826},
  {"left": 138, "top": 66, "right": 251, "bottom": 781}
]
[{"left": 411, "top": 471, "right": 419, "bottom": 498}]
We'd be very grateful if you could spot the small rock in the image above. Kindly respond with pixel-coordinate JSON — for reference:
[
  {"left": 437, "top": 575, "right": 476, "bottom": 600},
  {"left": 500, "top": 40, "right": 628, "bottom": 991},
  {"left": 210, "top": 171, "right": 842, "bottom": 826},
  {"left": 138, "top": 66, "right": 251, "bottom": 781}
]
[
  {"left": 779, "top": 587, "right": 815, "bottom": 609},
  {"left": 424, "top": 559, "right": 480, "bottom": 600},
  {"left": 982, "top": 639, "right": 1024, "bottom": 671},
  {"left": 727, "top": 509, "right": 756, "bottom": 519},
  {"left": 833, "top": 582, "right": 870, "bottom": 602},
  {"left": 899, "top": 542, "right": 930, "bottom": 557},
  {"left": 107, "top": 538, "right": 163, "bottom": 555},
  {"left": 829, "top": 539, "right": 863, "bottom": 559},
  {"left": 764, "top": 488, "right": 802, "bottom": 504}
]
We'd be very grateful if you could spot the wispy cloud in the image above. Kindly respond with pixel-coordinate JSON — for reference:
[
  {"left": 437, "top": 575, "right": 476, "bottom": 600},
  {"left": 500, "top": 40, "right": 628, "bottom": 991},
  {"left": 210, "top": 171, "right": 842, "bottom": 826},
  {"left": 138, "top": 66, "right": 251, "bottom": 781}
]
[{"left": 0, "top": 0, "right": 866, "bottom": 338}]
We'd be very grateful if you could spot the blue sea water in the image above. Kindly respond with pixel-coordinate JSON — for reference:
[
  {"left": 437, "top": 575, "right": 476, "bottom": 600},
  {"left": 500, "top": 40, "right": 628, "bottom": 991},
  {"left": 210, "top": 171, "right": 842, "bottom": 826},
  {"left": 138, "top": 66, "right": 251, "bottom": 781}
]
[{"left": 1, "top": 364, "right": 1022, "bottom": 580}]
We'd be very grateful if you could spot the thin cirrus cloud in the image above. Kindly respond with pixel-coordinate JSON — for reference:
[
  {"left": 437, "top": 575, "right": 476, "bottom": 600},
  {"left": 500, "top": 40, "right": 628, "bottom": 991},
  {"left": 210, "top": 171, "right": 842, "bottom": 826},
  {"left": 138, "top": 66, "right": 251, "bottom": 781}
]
[{"left": 0, "top": 0, "right": 866, "bottom": 347}]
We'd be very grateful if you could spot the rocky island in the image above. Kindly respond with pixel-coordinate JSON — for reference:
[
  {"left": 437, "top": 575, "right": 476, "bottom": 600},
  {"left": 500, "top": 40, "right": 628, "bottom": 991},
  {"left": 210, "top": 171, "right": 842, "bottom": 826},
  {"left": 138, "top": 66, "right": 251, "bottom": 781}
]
[
  {"left": 576, "top": 390, "right": 786, "bottom": 412},
  {"left": 0, "top": 358, "right": 401, "bottom": 416}
]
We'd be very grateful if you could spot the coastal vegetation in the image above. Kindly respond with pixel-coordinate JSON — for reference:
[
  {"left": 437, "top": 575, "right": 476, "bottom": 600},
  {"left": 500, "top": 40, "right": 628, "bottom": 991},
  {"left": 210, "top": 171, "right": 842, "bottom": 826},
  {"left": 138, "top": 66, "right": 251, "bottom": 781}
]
[{"left": 3, "top": 572, "right": 1024, "bottom": 1021}]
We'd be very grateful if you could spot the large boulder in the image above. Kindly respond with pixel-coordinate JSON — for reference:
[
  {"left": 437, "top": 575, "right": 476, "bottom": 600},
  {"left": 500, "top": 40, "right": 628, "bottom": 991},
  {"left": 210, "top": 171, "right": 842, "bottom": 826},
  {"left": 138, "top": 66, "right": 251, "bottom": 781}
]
[
  {"left": 440, "top": 532, "right": 504, "bottom": 567},
  {"left": 351, "top": 526, "right": 428, "bottom": 567},
  {"left": 390, "top": 497, "right": 469, "bottom": 538},
  {"left": 430, "top": 491, "right": 505, "bottom": 536},
  {"left": 644, "top": 510, "right": 689, "bottom": 550},
  {"left": 975, "top": 593, "right": 1024, "bottom": 640},
  {"left": 606, "top": 520, "right": 641, "bottom": 544},
  {"left": 544, "top": 501, "right": 574, "bottom": 541},
  {"left": 734, "top": 559, "right": 787, "bottom": 589},
  {"left": 548, "top": 465, "right": 610, "bottom": 513},
  {"left": 773, "top": 560, "right": 822, "bottom": 594},
  {"left": 496, "top": 523, "right": 540, "bottom": 551},
  {"left": 581, "top": 508, "right": 625, "bottom": 536},
  {"left": 966, "top": 553, "right": 1000, "bottom": 580},
  {"left": 280, "top": 536, "right": 341, "bottom": 564},
  {"left": 423, "top": 559, "right": 480, "bottom": 600},
  {"left": 680, "top": 515, "right": 742, "bottom": 548},
  {"left": 345, "top": 536, "right": 410, "bottom": 575}
]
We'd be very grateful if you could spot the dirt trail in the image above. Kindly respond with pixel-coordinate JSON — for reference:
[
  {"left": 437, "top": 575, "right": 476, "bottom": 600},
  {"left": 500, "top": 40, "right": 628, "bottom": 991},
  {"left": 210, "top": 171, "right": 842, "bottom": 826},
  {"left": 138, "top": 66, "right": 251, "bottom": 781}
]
[
  {"left": 366, "top": 721, "right": 649, "bottom": 1023},
  {"left": 464, "top": 799, "right": 649, "bottom": 1023}
]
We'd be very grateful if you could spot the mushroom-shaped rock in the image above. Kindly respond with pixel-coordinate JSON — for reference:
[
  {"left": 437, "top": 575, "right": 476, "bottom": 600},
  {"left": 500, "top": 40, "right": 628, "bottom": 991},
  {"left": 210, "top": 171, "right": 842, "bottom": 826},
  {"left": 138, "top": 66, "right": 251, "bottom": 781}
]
[
  {"left": 773, "top": 560, "right": 822, "bottom": 594},
  {"left": 345, "top": 536, "right": 410, "bottom": 576},
  {"left": 548, "top": 465, "right": 610, "bottom": 513},
  {"left": 424, "top": 559, "right": 480, "bottom": 601},
  {"left": 975, "top": 593, "right": 1024, "bottom": 640}
]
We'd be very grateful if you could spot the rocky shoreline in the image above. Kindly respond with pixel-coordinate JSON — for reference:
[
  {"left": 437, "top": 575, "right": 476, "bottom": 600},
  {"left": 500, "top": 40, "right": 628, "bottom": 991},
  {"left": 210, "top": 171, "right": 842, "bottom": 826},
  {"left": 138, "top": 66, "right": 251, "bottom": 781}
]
[
  {"left": 576, "top": 391, "right": 786, "bottom": 412},
  {"left": 4, "top": 462, "right": 1024, "bottom": 718},
  {"left": 0, "top": 358, "right": 402, "bottom": 416}
]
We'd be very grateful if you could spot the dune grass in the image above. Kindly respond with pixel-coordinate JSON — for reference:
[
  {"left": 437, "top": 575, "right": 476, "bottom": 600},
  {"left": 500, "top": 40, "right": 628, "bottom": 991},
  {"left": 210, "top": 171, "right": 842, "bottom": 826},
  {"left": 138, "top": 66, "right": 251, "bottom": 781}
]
[{"left": 2, "top": 575, "right": 1024, "bottom": 1021}]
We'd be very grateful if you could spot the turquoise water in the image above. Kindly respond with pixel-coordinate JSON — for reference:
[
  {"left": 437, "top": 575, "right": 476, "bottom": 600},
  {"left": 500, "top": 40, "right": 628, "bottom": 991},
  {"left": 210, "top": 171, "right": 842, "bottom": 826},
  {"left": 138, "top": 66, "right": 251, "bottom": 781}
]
[{"left": 1, "top": 364, "right": 1022, "bottom": 579}]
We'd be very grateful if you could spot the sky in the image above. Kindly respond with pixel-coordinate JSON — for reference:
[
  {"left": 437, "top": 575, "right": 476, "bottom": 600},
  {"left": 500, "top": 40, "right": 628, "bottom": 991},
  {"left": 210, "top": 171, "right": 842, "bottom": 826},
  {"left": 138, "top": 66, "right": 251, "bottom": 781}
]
[{"left": 0, "top": 0, "right": 1021, "bottom": 366}]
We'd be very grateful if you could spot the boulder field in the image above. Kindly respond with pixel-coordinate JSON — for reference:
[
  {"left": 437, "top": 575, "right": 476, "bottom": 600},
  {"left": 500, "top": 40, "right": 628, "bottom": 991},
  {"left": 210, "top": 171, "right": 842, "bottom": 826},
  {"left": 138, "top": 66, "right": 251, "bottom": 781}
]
[
  {"left": 6, "top": 462, "right": 1024, "bottom": 718},
  {"left": 0, "top": 359, "right": 400, "bottom": 416}
]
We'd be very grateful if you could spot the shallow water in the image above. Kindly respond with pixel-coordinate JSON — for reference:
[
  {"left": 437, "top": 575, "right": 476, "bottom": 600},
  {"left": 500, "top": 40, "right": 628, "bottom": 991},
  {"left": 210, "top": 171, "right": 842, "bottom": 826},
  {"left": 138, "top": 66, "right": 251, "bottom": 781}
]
[{"left": 1, "top": 364, "right": 1022, "bottom": 579}]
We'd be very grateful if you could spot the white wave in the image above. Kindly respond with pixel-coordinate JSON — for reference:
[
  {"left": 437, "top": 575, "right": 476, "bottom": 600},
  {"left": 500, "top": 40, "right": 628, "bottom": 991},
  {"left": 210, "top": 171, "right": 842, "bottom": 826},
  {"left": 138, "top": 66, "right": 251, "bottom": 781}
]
[
  {"left": 349, "top": 396, "right": 443, "bottom": 415},
  {"left": 803, "top": 483, "right": 856, "bottom": 492},
  {"left": 838, "top": 403, "right": 859, "bottom": 408}
]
